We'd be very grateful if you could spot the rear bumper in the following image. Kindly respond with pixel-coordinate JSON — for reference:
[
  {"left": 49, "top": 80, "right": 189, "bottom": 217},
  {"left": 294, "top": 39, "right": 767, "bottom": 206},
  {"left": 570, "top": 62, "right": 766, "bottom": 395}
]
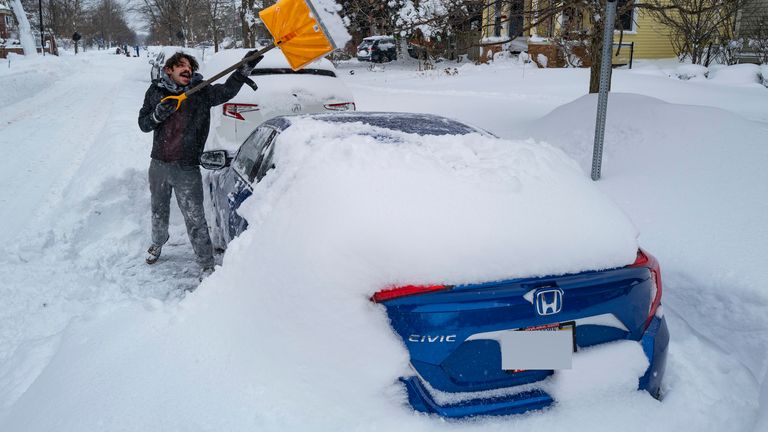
[{"left": 402, "top": 315, "right": 669, "bottom": 418}]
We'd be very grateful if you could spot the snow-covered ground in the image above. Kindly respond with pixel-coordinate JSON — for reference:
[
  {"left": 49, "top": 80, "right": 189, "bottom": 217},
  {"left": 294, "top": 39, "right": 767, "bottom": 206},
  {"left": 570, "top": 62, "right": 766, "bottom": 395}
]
[{"left": 0, "top": 50, "right": 767, "bottom": 431}]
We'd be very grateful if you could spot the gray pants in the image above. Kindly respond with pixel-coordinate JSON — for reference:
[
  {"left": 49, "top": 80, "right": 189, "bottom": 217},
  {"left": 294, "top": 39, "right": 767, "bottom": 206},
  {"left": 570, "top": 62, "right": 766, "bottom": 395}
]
[{"left": 148, "top": 159, "right": 214, "bottom": 268}]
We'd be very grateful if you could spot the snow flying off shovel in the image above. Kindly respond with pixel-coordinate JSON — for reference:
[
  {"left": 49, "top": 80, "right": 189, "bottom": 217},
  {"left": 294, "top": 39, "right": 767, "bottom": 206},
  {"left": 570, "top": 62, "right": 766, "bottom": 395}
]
[{"left": 161, "top": 0, "right": 348, "bottom": 111}]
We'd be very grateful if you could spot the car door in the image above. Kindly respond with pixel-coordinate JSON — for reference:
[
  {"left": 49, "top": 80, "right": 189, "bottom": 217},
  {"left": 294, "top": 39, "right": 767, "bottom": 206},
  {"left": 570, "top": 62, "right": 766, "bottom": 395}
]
[{"left": 216, "top": 126, "right": 278, "bottom": 243}]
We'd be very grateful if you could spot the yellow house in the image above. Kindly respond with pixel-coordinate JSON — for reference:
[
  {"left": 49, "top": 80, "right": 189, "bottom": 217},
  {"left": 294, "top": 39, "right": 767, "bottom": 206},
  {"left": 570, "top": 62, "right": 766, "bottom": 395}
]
[{"left": 480, "top": 0, "right": 677, "bottom": 66}]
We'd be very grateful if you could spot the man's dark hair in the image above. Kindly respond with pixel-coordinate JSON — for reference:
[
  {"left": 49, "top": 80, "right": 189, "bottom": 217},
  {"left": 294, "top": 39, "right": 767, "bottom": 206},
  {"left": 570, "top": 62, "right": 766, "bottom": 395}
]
[{"left": 164, "top": 52, "right": 199, "bottom": 72}]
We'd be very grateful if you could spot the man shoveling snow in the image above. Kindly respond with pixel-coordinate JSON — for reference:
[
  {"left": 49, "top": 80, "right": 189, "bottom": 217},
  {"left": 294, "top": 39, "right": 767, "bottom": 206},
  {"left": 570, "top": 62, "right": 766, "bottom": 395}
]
[{"left": 138, "top": 51, "right": 262, "bottom": 278}]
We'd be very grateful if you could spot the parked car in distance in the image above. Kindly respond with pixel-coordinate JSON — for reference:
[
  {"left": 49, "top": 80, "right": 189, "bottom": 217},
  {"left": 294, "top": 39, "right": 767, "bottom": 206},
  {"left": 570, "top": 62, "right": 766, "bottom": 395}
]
[
  {"left": 201, "top": 48, "right": 355, "bottom": 152},
  {"left": 357, "top": 36, "right": 397, "bottom": 62},
  {"left": 199, "top": 112, "right": 669, "bottom": 418}
]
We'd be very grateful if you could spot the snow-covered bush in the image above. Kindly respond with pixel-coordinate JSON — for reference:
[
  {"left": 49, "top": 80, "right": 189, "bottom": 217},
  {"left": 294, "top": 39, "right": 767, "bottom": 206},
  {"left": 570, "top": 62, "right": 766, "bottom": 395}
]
[
  {"left": 711, "top": 38, "right": 744, "bottom": 66},
  {"left": 537, "top": 53, "right": 549, "bottom": 67},
  {"left": 708, "top": 63, "right": 762, "bottom": 85},
  {"left": 747, "top": 37, "right": 768, "bottom": 65},
  {"left": 219, "top": 37, "right": 235, "bottom": 49},
  {"left": 675, "top": 64, "right": 708, "bottom": 80}
]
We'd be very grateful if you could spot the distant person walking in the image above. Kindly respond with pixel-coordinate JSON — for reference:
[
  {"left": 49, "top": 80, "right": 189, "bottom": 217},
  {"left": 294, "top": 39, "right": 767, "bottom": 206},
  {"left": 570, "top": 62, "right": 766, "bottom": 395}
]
[{"left": 138, "top": 50, "right": 262, "bottom": 278}]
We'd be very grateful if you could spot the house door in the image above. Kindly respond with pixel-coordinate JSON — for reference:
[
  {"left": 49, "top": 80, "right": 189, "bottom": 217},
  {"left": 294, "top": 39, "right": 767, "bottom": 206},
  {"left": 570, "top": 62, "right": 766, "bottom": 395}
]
[{"left": 508, "top": 0, "right": 524, "bottom": 38}]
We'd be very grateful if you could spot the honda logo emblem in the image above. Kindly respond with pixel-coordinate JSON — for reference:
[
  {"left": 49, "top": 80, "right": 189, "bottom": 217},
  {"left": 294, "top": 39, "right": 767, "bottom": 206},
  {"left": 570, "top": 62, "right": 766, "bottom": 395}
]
[{"left": 535, "top": 288, "right": 564, "bottom": 316}]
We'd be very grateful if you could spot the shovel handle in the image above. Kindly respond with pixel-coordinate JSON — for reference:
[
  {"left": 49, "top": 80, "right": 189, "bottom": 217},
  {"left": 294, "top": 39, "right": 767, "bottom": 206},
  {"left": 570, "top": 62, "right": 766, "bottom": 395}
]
[
  {"left": 166, "top": 44, "right": 277, "bottom": 112},
  {"left": 160, "top": 93, "right": 187, "bottom": 111}
]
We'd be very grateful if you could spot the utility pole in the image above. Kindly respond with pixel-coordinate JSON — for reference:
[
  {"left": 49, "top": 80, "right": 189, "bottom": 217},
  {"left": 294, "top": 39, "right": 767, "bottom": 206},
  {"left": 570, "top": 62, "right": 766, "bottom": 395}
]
[
  {"left": 38, "top": 0, "right": 44, "bottom": 55},
  {"left": 591, "top": 0, "right": 618, "bottom": 181}
]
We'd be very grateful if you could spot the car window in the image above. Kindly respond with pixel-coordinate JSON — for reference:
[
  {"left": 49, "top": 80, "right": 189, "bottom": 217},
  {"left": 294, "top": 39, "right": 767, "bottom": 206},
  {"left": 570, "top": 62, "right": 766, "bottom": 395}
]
[
  {"left": 250, "top": 68, "right": 336, "bottom": 78},
  {"left": 232, "top": 127, "right": 276, "bottom": 183},
  {"left": 253, "top": 139, "right": 277, "bottom": 182}
]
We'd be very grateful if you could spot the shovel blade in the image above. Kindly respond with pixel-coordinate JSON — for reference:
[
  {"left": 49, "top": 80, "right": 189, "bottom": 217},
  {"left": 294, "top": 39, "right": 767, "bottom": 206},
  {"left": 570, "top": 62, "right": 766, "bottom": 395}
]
[{"left": 259, "top": 0, "right": 339, "bottom": 70}]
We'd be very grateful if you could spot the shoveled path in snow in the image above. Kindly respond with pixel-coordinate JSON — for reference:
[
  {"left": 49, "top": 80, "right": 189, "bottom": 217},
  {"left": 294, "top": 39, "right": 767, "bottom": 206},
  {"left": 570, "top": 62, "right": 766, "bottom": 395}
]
[{"left": 0, "top": 52, "right": 204, "bottom": 415}]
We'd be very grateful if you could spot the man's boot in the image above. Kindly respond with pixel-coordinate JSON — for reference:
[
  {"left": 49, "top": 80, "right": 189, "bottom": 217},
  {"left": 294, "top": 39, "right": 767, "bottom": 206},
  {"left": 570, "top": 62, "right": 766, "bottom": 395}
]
[{"left": 145, "top": 244, "right": 162, "bottom": 264}]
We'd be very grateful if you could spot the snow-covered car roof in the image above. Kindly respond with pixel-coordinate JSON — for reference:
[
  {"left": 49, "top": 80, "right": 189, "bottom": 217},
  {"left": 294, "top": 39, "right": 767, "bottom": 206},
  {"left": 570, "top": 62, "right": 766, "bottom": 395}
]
[
  {"left": 361, "top": 35, "right": 394, "bottom": 41},
  {"left": 201, "top": 48, "right": 335, "bottom": 75},
  {"left": 264, "top": 112, "right": 490, "bottom": 136},
  {"left": 203, "top": 49, "right": 353, "bottom": 151},
  {"left": 241, "top": 112, "right": 638, "bottom": 283},
  {"left": 201, "top": 49, "right": 346, "bottom": 104}
]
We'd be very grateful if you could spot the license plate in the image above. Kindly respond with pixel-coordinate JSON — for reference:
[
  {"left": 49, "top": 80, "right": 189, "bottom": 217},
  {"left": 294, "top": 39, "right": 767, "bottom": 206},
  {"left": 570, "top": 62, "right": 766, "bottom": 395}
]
[{"left": 500, "top": 322, "right": 575, "bottom": 371}]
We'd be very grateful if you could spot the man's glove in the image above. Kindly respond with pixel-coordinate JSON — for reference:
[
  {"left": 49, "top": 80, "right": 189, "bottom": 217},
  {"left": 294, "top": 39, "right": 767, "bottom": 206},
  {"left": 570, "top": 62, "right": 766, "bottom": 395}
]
[
  {"left": 153, "top": 99, "right": 176, "bottom": 123},
  {"left": 237, "top": 50, "right": 264, "bottom": 77}
]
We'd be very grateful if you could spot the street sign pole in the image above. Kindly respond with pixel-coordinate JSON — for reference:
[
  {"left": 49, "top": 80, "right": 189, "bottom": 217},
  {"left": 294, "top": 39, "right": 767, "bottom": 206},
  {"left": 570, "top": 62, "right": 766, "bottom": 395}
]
[
  {"left": 591, "top": 0, "right": 618, "bottom": 181},
  {"left": 38, "top": 0, "right": 44, "bottom": 55}
]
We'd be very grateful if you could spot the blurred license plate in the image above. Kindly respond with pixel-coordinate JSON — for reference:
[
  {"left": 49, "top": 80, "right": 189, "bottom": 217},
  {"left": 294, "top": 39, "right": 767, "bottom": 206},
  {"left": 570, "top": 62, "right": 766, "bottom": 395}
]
[{"left": 500, "top": 322, "right": 575, "bottom": 371}]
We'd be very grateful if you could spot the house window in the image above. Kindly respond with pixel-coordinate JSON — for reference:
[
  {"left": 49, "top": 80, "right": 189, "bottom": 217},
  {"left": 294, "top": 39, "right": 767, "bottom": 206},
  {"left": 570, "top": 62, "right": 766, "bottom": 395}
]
[
  {"left": 615, "top": 0, "right": 635, "bottom": 32},
  {"left": 4, "top": 15, "right": 11, "bottom": 28},
  {"left": 507, "top": 0, "right": 524, "bottom": 38},
  {"left": 494, "top": 0, "right": 502, "bottom": 37}
]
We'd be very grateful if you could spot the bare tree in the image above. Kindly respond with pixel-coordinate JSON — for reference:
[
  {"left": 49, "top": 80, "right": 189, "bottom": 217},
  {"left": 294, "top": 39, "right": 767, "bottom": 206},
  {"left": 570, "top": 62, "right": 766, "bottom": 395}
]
[
  {"left": 203, "top": 0, "right": 227, "bottom": 51},
  {"left": 87, "top": 0, "right": 136, "bottom": 47},
  {"left": 240, "top": 0, "right": 255, "bottom": 47},
  {"left": 45, "top": 0, "right": 86, "bottom": 39},
  {"left": 341, "top": 0, "right": 399, "bottom": 40}
]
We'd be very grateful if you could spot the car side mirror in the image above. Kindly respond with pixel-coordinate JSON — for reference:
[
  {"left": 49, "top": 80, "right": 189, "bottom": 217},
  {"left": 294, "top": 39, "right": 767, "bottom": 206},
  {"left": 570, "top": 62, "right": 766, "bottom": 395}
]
[{"left": 200, "top": 150, "right": 230, "bottom": 170}]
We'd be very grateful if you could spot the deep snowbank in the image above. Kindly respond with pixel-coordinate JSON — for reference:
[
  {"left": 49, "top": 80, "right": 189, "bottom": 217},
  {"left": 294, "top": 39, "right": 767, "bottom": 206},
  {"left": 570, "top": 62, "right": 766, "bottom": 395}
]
[
  {"left": 528, "top": 92, "right": 768, "bottom": 429},
  {"left": 528, "top": 93, "right": 768, "bottom": 297},
  {"left": 0, "top": 53, "right": 71, "bottom": 106}
]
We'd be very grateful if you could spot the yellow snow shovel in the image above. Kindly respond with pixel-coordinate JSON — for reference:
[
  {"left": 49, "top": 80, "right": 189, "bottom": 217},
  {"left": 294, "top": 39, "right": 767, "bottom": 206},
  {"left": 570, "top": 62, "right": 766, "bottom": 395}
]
[{"left": 161, "top": 0, "right": 342, "bottom": 111}]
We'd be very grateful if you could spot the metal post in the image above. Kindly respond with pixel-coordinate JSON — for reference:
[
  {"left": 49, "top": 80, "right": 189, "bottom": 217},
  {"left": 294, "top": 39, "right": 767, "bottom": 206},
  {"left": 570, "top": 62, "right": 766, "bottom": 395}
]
[
  {"left": 38, "top": 0, "right": 44, "bottom": 55},
  {"left": 591, "top": 0, "right": 617, "bottom": 181}
]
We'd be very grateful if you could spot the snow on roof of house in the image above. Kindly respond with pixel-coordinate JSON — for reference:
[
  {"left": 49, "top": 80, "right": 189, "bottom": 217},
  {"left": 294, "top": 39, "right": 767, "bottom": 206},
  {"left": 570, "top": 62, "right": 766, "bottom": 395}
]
[{"left": 0, "top": 0, "right": 12, "bottom": 13}]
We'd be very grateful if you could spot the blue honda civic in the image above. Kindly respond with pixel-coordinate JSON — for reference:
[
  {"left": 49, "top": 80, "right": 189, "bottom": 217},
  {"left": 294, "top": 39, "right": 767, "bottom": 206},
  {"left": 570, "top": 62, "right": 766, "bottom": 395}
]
[{"left": 200, "top": 112, "right": 669, "bottom": 419}]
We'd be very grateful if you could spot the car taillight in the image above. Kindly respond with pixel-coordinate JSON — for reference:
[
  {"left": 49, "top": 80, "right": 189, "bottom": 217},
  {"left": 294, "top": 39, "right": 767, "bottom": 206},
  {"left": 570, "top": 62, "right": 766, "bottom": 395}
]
[
  {"left": 324, "top": 102, "right": 356, "bottom": 112},
  {"left": 223, "top": 103, "right": 259, "bottom": 120},
  {"left": 371, "top": 284, "right": 451, "bottom": 303},
  {"left": 630, "top": 249, "right": 662, "bottom": 330}
]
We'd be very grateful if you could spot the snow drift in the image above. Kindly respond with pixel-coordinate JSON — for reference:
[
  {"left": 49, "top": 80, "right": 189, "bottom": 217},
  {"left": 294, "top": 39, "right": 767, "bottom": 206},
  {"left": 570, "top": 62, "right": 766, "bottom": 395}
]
[{"left": 528, "top": 92, "right": 768, "bottom": 430}]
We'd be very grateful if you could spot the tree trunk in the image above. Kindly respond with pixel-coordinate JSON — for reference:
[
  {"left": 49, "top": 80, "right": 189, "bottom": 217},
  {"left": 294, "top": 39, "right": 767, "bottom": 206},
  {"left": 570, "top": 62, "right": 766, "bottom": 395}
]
[
  {"left": 10, "top": 0, "right": 38, "bottom": 56},
  {"left": 241, "top": 0, "right": 254, "bottom": 48}
]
